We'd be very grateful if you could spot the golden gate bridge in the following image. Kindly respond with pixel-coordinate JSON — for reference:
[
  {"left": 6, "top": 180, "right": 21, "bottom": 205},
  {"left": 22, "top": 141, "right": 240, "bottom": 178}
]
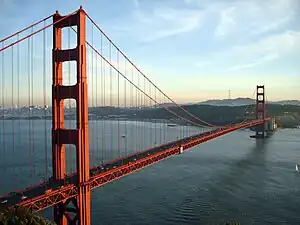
[{"left": 0, "top": 6, "right": 273, "bottom": 225}]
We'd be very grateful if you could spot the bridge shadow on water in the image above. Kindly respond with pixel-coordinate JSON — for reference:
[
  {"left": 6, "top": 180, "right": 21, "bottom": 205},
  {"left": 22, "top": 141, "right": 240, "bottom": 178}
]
[
  {"left": 199, "top": 134, "right": 299, "bottom": 224},
  {"left": 173, "top": 137, "right": 273, "bottom": 224},
  {"left": 211, "top": 138, "right": 270, "bottom": 193}
]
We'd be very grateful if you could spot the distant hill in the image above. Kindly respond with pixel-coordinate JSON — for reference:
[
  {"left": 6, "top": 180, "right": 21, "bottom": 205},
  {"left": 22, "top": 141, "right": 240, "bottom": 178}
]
[
  {"left": 197, "top": 98, "right": 300, "bottom": 106},
  {"left": 198, "top": 98, "right": 254, "bottom": 106},
  {"left": 156, "top": 103, "right": 177, "bottom": 108},
  {"left": 274, "top": 100, "right": 300, "bottom": 106}
]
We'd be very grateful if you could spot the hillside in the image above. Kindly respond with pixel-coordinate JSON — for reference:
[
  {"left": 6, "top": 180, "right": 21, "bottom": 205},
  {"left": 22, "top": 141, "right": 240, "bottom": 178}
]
[
  {"left": 197, "top": 98, "right": 300, "bottom": 106},
  {"left": 88, "top": 104, "right": 300, "bottom": 128},
  {"left": 0, "top": 206, "right": 54, "bottom": 225},
  {"left": 2, "top": 103, "right": 300, "bottom": 128}
]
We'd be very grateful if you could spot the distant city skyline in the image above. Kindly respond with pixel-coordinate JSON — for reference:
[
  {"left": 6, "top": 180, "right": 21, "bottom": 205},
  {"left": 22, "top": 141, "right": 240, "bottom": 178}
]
[
  {"left": 1, "top": 96, "right": 300, "bottom": 109},
  {"left": 0, "top": 0, "right": 300, "bottom": 106}
]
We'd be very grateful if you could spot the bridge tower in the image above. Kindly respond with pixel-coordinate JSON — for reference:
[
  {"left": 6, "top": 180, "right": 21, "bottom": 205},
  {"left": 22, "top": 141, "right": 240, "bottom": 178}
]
[
  {"left": 255, "top": 85, "right": 266, "bottom": 138},
  {"left": 52, "top": 7, "right": 90, "bottom": 225}
]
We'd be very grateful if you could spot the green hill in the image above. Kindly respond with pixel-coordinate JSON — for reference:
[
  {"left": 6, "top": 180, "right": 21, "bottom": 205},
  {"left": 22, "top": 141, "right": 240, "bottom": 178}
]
[{"left": 89, "top": 103, "right": 300, "bottom": 128}]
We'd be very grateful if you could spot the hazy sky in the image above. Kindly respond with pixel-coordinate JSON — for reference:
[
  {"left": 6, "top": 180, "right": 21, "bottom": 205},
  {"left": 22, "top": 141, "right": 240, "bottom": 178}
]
[{"left": 0, "top": 0, "right": 299, "bottom": 105}]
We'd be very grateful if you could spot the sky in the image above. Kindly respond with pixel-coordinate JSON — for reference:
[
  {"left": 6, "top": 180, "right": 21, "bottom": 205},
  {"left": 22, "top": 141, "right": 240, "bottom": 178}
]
[{"left": 0, "top": 0, "right": 300, "bottom": 105}]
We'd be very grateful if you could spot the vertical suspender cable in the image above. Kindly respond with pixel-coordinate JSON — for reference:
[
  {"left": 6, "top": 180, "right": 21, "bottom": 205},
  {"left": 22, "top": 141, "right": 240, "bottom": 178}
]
[
  {"left": 154, "top": 87, "right": 156, "bottom": 146},
  {"left": 141, "top": 74, "right": 143, "bottom": 150},
  {"left": 104, "top": 36, "right": 107, "bottom": 164},
  {"left": 163, "top": 96, "right": 166, "bottom": 143},
  {"left": 141, "top": 75, "right": 144, "bottom": 149},
  {"left": 131, "top": 66, "right": 133, "bottom": 153},
  {"left": 135, "top": 69, "right": 138, "bottom": 154},
  {"left": 124, "top": 59, "right": 127, "bottom": 162},
  {"left": 67, "top": 25, "right": 70, "bottom": 174},
  {"left": 101, "top": 33, "right": 105, "bottom": 164},
  {"left": 142, "top": 80, "right": 145, "bottom": 147},
  {"left": 137, "top": 71, "right": 140, "bottom": 153},
  {"left": 135, "top": 70, "right": 138, "bottom": 153},
  {"left": 17, "top": 34, "right": 21, "bottom": 179},
  {"left": 11, "top": 45, "right": 15, "bottom": 185},
  {"left": 149, "top": 83, "right": 151, "bottom": 148},
  {"left": 136, "top": 70, "right": 139, "bottom": 153},
  {"left": 188, "top": 110, "right": 190, "bottom": 137},
  {"left": 157, "top": 92, "right": 164, "bottom": 145},
  {"left": 109, "top": 42, "right": 113, "bottom": 161},
  {"left": 117, "top": 51, "right": 120, "bottom": 159},
  {"left": 96, "top": 40, "right": 99, "bottom": 164},
  {"left": 91, "top": 23, "right": 95, "bottom": 166},
  {"left": 43, "top": 21, "right": 48, "bottom": 183},
  {"left": 1, "top": 42, "right": 5, "bottom": 174},
  {"left": 160, "top": 92, "right": 162, "bottom": 144},
  {"left": 143, "top": 75, "right": 145, "bottom": 149},
  {"left": 31, "top": 26, "right": 35, "bottom": 179},
  {"left": 28, "top": 37, "right": 32, "bottom": 181}
]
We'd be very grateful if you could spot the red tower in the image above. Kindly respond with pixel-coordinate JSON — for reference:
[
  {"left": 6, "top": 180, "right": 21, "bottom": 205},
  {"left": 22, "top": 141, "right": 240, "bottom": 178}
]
[
  {"left": 255, "top": 85, "right": 266, "bottom": 138},
  {"left": 52, "top": 7, "right": 90, "bottom": 224}
]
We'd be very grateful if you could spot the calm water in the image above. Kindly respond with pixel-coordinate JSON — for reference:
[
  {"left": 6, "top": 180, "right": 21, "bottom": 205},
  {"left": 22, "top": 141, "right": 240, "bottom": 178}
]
[{"left": 0, "top": 121, "right": 299, "bottom": 224}]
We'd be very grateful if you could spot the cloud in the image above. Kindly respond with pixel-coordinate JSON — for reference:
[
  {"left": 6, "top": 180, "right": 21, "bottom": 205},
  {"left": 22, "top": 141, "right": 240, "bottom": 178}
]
[
  {"left": 132, "top": 0, "right": 140, "bottom": 9},
  {"left": 214, "top": 7, "right": 236, "bottom": 37},
  {"left": 190, "top": 29, "right": 300, "bottom": 72},
  {"left": 108, "top": 0, "right": 298, "bottom": 44},
  {"left": 228, "top": 30, "right": 300, "bottom": 56},
  {"left": 211, "top": 30, "right": 300, "bottom": 70},
  {"left": 86, "top": 0, "right": 299, "bottom": 101},
  {"left": 229, "top": 53, "right": 278, "bottom": 71},
  {"left": 110, "top": 4, "right": 204, "bottom": 43},
  {"left": 189, "top": 29, "right": 300, "bottom": 72},
  {"left": 213, "top": 0, "right": 298, "bottom": 38},
  {"left": 133, "top": 7, "right": 204, "bottom": 42},
  {"left": 252, "top": 15, "right": 294, "bottom": 35}
]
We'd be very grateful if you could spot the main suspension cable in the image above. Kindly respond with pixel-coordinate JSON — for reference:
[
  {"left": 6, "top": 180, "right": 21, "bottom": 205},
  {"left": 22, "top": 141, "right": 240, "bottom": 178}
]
[
  {"left": 0, "top": 15, "right": 53, "bottom": 43},
  {"left": 69, "top": 28, "right": 210, "bottom": 129},
  {"left": 86, "top": 42, "right": 209, "bottom": 128},
  {"left": 0, "top": 9, "right": 79, "bottom": 53},
  {"left": 85, "top": 13, "right": 217, "bottom": 127}
]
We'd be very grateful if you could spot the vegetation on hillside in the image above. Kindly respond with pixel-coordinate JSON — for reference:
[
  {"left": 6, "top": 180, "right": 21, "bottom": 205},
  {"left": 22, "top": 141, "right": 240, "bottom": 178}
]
[
  {"left": 0, "top": 206, "right": 54, "bottom": 225},
  {"left": 89, "top": 104, "right": 300, "bottom": 128}
]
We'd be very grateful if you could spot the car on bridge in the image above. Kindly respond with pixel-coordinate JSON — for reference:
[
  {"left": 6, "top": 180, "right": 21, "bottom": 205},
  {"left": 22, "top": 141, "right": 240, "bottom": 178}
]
[
  {"left": 15, "top": 192, "right": 28, "bottom": 201},
  {"left": 45, "top": 189, "right": 53, "bottom": 194},
  {"left": 0, "top": 198, "right": 8, "bottom": 204},
  {"left": 20, "top": 195, "right": 27, "bottom": 201}
]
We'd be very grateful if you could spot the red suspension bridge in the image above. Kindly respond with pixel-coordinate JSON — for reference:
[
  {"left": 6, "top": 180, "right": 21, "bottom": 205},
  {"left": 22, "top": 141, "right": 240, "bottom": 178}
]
[{"left": 0, "top": 7, "right": 273, "bottom": 225}]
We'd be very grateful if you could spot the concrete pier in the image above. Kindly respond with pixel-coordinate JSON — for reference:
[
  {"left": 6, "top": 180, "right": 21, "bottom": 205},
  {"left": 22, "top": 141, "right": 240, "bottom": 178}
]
[{"left": 250, "top": 118, "right": 277, "bottom": 139}]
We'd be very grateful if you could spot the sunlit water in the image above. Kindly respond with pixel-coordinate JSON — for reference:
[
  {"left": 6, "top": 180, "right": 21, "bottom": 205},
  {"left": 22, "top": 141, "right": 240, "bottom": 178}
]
[{"left": 0, "top": 121, "right": 299, "bottom": 224}]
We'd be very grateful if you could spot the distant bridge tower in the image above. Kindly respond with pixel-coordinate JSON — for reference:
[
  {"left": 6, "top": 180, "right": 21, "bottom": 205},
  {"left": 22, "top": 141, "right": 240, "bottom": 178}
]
[
  {"left": 52, "top": 7, "right": 90, "bottom": 225},
  {"left": 255, "top": 85, "right": 266, "bottom": 138}
]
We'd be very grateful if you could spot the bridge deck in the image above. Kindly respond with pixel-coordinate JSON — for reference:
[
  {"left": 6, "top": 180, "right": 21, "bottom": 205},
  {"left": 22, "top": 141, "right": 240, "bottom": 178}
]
[{"left": 0, "top": 120, "right": 263, "bottom": 212}]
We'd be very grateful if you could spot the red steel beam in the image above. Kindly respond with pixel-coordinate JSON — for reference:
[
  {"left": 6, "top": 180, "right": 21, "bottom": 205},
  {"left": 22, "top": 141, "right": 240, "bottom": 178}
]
[{"left": 20, "top": 185, "right": 78, "bottom": 212}]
